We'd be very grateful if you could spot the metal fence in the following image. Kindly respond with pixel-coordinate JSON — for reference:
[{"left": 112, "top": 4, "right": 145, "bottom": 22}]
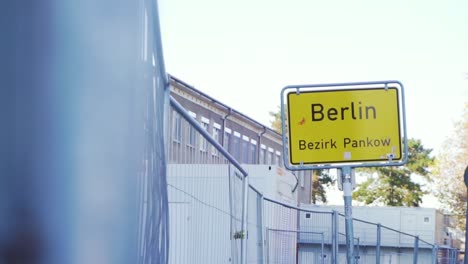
[{"left": 166, "top": 95, "right": 460, "bottom": 264}]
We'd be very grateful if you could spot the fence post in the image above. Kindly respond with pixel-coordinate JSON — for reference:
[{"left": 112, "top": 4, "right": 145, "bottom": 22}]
[
  {"left": 413, "top": 236, "right": 419, "bottom": 264},
  {"left": 355, "top": 237, "right": 360, "bottom": 263},
  {"left": 265, "top": 228, "right": 270, "bottom": 264},
  {"left": 258, "top": 194, "right": 264, "bottom": 264},
  {"left": 321, "top": 232, "right": 325, "bottom": 264},
  {"left": 452, "top": 248, "right": 457, "bottom": 264},
  {"left": 332, "top": 210, "right": 338, "bottom": 264},
  {"left": 241, "top": 175, "right": 249, "bottom": 264},
  {"left": 341, "top": 166, "right": 355, "bottom": 264},
  {"left": 376, "top": 224, "right": 381, "bottom": 264},
  {"left": 432, "top": 245, "right": 438, "bottom": 264}
]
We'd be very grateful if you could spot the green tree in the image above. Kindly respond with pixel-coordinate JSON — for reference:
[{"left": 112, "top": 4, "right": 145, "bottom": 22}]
[
  {"left": 433, "top": 103, "right": 468, "bottom": 229},
  {"left": 311, "top": 170, "right": 334, "bottom": 204},
  {"left": 269, "top": 106, "right": 334, "bottom": 204},
  {"left": 353, "top": 138, "right": 434, "bottom": 207},
  {"left": 269, "top": 105, "right": 283, "bottom": 133}
]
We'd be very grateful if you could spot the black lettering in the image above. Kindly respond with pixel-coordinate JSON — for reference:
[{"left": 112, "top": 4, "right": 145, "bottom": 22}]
[
  {"left": 351, "top": 102, "right": 356, "bottom": 119},
  {"left": 344, "top": 137, "right": 392, "bottom": 148},
  {"left": 366, "top": 106, "right": 377, "bottom": 119},
  {"left": 311, "top": 104, "right": 324, "bottom": 121},
  {"left": 340, "top": 107, "right": 349, "bottom": 120},
  {"left": 331, "top": 139, "right": 337, "bottom": 148},
  {"left": 309, "top": 102, "right": 377, "bottom": 121},
  {"left": 374, "top": 139, "right": 380, "bottom": 146},
  {"left": 381, "top": 138, "right": 391, "bottom": 146},
  {"left": 358, "top": 101, "right": 363, "bottom": 119},
  {"left": 327, "top": 108, "right": 338, "bottom": 120},
  {"left": 299, "top": 140, "right": 306, "bottom": 150},
  {"left": 359, "top": 139, "right": 366, "bottom": 147},
  {"left": 344, "top": 138, "right": 351, "bottom": 148}
]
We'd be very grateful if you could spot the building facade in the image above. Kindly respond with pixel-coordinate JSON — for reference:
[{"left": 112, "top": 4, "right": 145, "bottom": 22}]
[
  {"left": 168, "top": 75, "right": 312, "bottom": 205},
  {"left": 299, "top": 204, "right": 461, "bottom": 263}
]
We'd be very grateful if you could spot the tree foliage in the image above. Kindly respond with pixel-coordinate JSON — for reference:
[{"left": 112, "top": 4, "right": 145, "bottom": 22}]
[
  {"left": 433, "top": 103, "right": 468, "bottom": 229},
  {"left": 353, "top": 138, "right": 434, "bottom": 207},
  {"left": 311, "top": 169, "right": 334, "bottom": 204},
  {"left": 269, "top": 106, "right": 283, "bottom": 133}
]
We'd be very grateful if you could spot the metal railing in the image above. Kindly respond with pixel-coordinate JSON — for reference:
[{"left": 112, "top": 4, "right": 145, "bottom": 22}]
[{"left": 166, "top": 95, "right": 460, "bottom": 264}]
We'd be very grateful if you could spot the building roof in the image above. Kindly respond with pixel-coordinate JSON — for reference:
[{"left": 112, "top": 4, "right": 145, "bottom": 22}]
[{"left": 169, "top": 74, "right": 281, "bottom": 137}]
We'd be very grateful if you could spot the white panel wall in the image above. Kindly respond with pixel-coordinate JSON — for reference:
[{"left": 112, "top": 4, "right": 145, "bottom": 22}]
[{"left": 300, "top": 204, "right": 441, "bottom": 247}]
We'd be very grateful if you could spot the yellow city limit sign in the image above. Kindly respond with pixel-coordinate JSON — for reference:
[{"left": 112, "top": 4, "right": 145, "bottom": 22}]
[{"left": 287, "top": 88, "right": 401, "bottom": 165}]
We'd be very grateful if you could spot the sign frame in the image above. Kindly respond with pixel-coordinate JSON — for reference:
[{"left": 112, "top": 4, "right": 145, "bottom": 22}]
[{"left": 280, "top": 80, "right": 408, "bottom": 170}]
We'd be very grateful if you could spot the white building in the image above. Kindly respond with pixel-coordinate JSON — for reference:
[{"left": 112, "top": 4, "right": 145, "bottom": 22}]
[{"left": 299, "top": 204, "right": 460, "bottom": 263}]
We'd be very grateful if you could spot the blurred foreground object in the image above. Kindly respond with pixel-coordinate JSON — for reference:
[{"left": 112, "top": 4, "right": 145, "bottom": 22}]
[{"left": 1, "top": 0, "right": 168, "bottom": 263}]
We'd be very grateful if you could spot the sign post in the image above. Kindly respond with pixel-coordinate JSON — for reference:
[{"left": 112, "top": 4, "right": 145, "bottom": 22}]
[
  {"left": 341, "top": 166, "right": 355, "bottom": 263},
  {"left": 280, "top": 81, "right": 408, "bottom": 264}
]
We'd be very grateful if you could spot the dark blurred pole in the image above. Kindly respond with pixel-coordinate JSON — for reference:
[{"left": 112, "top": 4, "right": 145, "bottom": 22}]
[
  {"left": 2, "top": 1, "right": 55, "bottom": 263},
  {"left": 2, "top": 0, "right": 151, "bottom": 263},
  {"left": 464, "top": 165, "right": 468, "bottom": 264}
]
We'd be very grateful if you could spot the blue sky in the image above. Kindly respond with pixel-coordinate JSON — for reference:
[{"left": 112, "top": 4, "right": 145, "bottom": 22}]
[{"left": 159, "top": 0, "right": 468, "bottom": 155}]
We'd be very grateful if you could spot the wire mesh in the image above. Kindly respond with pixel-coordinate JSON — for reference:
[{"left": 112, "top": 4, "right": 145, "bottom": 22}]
[
  {"left": 247, "top": 187, "right": 264, "bottom": 264},
  {"left": 436, "top": 246, "right": 460, "bottom": 264},
  {"left": 266, "top": 229, "right": 297, "bottom": 264},
  {"left": 136, "top": 0, "right": 171, "bottom": 263},
  {"left": 167, "top": 105, "right": 245, "bottom": 264},
  {"left": 263, "top": 199, "right": 299, "bottom": 263},
  {"left": 165, "top": 93, "right": 460, "bottom": 264},
  {"left": 352, "top": 219, "right": 378, "bottom": 247},
  {"left": 299, "top": 210, "right": 334, "bottom": 244}
]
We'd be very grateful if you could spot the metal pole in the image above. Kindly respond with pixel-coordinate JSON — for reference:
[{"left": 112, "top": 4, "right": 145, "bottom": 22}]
[
  {"left": 413, "top": 236, "right": 419, "bottom": 264},
  {"left": 376, "top": 224, "right": 381, "bottom": 264},
  {"left": 341, "top": 166, "right": 355, "bottom": 264},
  {"left": 321, "top": 233, "right": 325, "bottom": 264},
  {"left": 228, "top": 165, "right": 237, "bottom": 263},
  {"left": 169, "top": 97, "right": 248, "bottom": 176},
  {"left": 432, "top": 245, "right": 438, "bottom": 264},
  {"left": 266, "top": 228, "right": 270, "bottom": 264},
  {"left": 332, "top": 210, "right": 338, "bottom": 264},
  {"left": 355, "top": 238, "right": 360, "bottom": 263},
  {"left": 258, "top": 194, "right": 264, "bottom": 264},
  {"left": 451, "top": 248, "right": 455, "bottom": 264},
  {"left": 451, "top": 249, "right": 454, "bottom": 264},
  {"left": 241, "top": 175, "right": 249, "bottom": 264}
]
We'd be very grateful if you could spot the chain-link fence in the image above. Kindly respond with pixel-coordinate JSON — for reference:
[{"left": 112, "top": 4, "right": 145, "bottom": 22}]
[
  {"left": 166, "top": 94, "right": 460, "bottom": 264},
  {"left": 167, "top": 98, "right": 246, "bottom": 264}
]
